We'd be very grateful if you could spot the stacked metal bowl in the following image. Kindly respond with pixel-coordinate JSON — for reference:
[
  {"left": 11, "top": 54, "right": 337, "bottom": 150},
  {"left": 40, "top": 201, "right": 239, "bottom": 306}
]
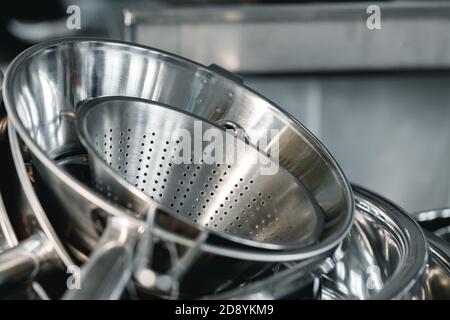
[{"left": 0, "top": 39, "right": 448, "bottom": 300}]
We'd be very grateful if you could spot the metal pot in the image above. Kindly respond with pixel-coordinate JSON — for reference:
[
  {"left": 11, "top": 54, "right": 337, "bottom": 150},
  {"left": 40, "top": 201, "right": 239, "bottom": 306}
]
[
  {"left": 0, "top": 97, "right": 57, "bottom": 297},
  {"left": 211, "top": 186, "right": 449, "bottom": 300},
  {"left": 0, "top": 185, "right": 48, "bottom": 299},
  {"left": 416, "top": 232, "right": 450, "bottom": 300},
  {"left": 56, "top": 150, "right": 348, "bottom": 298},
  {"left": 2, "top": 38, "right": 353, "bottom": 260},
  {"left": 8, "top": 127, "right": 346, "bottom": 299},
  {"left": 0, "top": 124, "right": 73, "bottom": 296},
  {"left": 0, "top": 69, "right": 69, "bottom": 295},
  {"left": 320, "top": 186, "right": 429, "bottom": 299},
  {"left": 1, "top": 38, "right": 353, "bottom": 297},
  {"left": 207, "top": 186, "right": 429, "bottom": 299}
]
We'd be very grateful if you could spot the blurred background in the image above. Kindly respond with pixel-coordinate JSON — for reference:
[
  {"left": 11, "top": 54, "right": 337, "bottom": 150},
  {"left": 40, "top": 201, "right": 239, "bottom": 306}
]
[{"left": 1, "top": 0, "right": 449, "bottom": 213}]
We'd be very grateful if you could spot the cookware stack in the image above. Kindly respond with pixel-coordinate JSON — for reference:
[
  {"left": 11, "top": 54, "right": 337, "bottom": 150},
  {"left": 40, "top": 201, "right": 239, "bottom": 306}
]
[{"left": 0, "top": 39, "right": 448, "bottom": 299}]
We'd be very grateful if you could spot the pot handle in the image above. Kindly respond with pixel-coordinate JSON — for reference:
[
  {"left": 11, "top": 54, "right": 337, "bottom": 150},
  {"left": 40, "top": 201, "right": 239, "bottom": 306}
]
[
  {"left": 62, "top": 216, "right": 139, "bottom": 300},
  {"left": 0, "top": 232, "right": 57, "bottom": 295},
  {"left": 215, "top": 119, "right": 250, "bottom": 144},
  {"left": 208, "top": 64, "right": 243, "bottom": 84}
]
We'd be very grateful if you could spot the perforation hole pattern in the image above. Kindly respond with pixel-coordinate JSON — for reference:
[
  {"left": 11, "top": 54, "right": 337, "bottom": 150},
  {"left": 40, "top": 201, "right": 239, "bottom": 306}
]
[{"left": 90, "top": 125, "right": 312, "bottom": 244}]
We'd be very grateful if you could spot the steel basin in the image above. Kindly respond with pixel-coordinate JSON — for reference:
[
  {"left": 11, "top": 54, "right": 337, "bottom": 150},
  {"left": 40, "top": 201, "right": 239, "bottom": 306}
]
[{"left": 3, "top": 38, "right": 353, "bottom": 259}]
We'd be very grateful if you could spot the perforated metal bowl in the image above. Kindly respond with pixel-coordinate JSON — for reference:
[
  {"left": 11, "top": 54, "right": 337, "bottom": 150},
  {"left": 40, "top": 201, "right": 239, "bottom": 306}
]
[{"left": 76, "top": 97, "right": 323, "bottom": 250}]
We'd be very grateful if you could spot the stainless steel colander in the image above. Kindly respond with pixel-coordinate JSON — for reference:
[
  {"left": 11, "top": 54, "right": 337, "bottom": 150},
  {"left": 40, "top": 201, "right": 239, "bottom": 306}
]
[
  {"left": 3, "top": 39, "right": 353, "bottom": 262},
  {"left": 76, "top": 96, "right": 323, "bottom": 250}
]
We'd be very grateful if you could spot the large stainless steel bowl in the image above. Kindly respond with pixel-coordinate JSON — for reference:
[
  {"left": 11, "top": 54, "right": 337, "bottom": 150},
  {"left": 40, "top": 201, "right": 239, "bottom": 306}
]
[
  {"left": 321, "top": 186, "right": 429, "bottom": 299},
  {"left": 213, "top": 186, "right": 448, "bottom": 300},
  {"left": 3, "top": 38, "right": 353, "bottom": 259},
  {"left": 417, "top": 233, "right": 450, "bottom": 299}
]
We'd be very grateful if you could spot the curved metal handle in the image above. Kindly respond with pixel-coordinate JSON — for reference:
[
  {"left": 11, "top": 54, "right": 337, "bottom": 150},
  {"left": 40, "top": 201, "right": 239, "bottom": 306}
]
[
  {"left": 135, "top": 231, "right": 209, "bottom": 299},
  {"left": 215, "top": 119, "right": 250, "bottom": 144},
  {"left": 0, "top": 233, "right": 57, "bottom": 295},
  {"left": 62, "top": 217, "right": 139, "bottom": 300},
  {"left": 133, "top": 208, "right": 156, "bottom": 279}
]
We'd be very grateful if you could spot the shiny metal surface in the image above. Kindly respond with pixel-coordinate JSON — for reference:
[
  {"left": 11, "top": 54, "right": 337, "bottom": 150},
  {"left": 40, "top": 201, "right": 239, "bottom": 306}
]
[
  {"left": 212, "top": 186, "right": 450, "bottom": 300},
  {"left": 6, "top": 124, "right": 345, "bottom": 298},
  {"left": 77, "top": 97, "right": 323, "bottom": 249},
  {"left": 1, "top": 70, "right": 61, "bottom": 293},
  {"left": 2, "top": 38, "right": 353, "bottom": 259},
  {"left": 0, "top": 124, "right": 74, "bottom": 293},
  {"left": 0, "top": 133, "right": 49, "bottom": 298},
  {"left": 0, "top": 233, "right": 55, "bottom": 295},
  {"left": 12, "top": 129, "right": 344, "bottom": 265},
  {"left": 321, "top": 186, "right": 429, "bottom": 300},
  {"left": 51, "top": 149, "right": 341, "bottom": 298},
  {"left": 7, "top": 125, "right": 73, "bottom": 267},
  {"left": 63, "top": 217, "right": 139, "bottom": 300},
  {"left": 415, "top": 209, "right": 450, "bottom": 242},
  {"left": 0, "top": 72, "right": 15, "bottom": 249},
  {"left": 0, "top": 190, "right": 16, "bottom": 254},
  {"left": 0, "top": 117, "right": 7, "bottom": 142},
  {"left": 208, "top": 240, "right": 345, "bottom": 300},
  {"left": 206, "top": 186, "right": 430, "bottom": 300},
  {"left": 0, "top": 186, "right": 49, "bottom": 300},
  {"left": 0, "top": 71, "right": 5, "bottom": 141},
  {"left": 416, "top": 233, "right": 450, "bottom": 300}
]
